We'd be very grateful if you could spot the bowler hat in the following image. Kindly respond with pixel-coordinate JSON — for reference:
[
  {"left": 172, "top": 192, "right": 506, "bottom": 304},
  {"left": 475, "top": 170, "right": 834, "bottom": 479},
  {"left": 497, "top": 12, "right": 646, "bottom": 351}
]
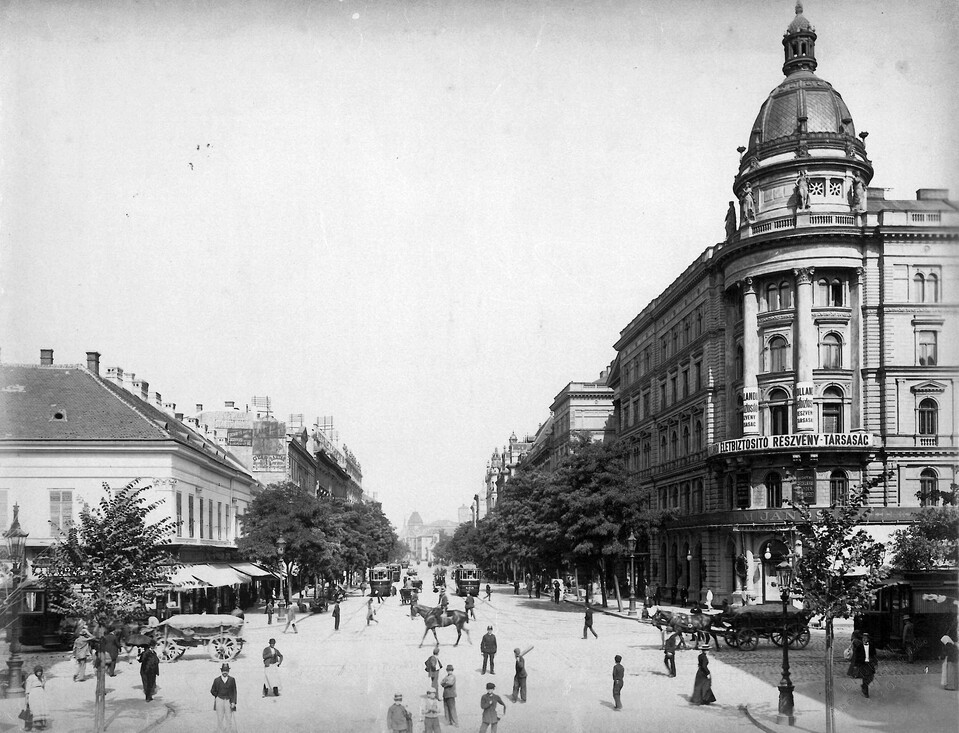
[
  {"left": 487, "top": 625, "right": 493, "bottom": 631},
  {"left": 446, "top": 664, "right": 453, "bottom": 670},
  {"left": 394, "top": 693, "right": 403, "bottom": 701},
  {"left": 486, "top": 682, "right": 495, "bottom": 689},
  {"left": 220, "top": 663, "right": 230, "bottom": 672}
]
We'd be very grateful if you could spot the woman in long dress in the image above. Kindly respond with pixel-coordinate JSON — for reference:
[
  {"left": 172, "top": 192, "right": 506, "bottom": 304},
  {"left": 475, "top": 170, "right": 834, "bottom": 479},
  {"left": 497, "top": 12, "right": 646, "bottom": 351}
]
[
  {"left": 690, "top": 647, "right": 717, "bottom": 705},
  {"left": 24, "top": 665, "right": 50, "bottom": 729},
  {"left": 941, "top": 635, "right": 958, "bottom": 691}
]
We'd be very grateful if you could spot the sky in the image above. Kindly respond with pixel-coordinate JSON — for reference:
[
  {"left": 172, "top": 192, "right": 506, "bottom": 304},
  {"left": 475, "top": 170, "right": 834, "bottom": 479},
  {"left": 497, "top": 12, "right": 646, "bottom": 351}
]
[{"left": 2, "top": 0, "right": 957, "bottom": 530}]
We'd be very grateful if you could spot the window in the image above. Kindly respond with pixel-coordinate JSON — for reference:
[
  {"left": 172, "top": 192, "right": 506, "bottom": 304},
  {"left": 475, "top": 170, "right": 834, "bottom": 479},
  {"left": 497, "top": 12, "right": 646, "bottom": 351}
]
[
  {"left": 642, "top": 441, "right": 651, "bottom": 469},
  {"left": 660, "top": 382, "right": 667, "bottom": 408},
  {"left": 735, "top": 346, "right": 744, "bottom": 379},
  {"left": 694, "top": 361, "right": 703, "bottom": 391},
  {"left": 769, "top": 388, "right": 790, "bottom": 435},
  {"left": 817, "top": 278, "right": 844, "bottom": 306},
  {"left": 927, "top": 273, "right": 939, "bottom": 303},
  {"left": 918, "top": 398, "right": 938, "bottom": 435},
  {"left": 912, "top": 272, "right": 938, "bottom": 303},
  {"left": 830, "top": 470, "right": 848, "bottom": 506},
  {"left": 693, "top": 480, "right": 704, "bottom": 513},
  {"left": 696, "top": 309, "right": 703, "bottom": 337},
  {"left": 217, "top": 502, "right": 223, "bottom": 540},
  {"left": 670, "top": 375, "right": 678, "bottom": 403},
  {"left": 821, "top": 332, "right": 842, "bottom": 369},
  {"left": 684, "top": 319, "right": 691, "bottom": 345},
  {"left": 660, "top": 436, "right": 667, "bottom": 463},
  {"left": 642, "top": 390, "right": 650, "bottom": 417},
  {"left": 766, "top": 281, "right": 791, "bottom": 311},
  {"left": 765, "top": 472, "right": 783, "bottom": 508},
  {"left": 694, "top": 420, "right": 703, "bottom": 451},
  {"left": 779, "top": 281, "right": 792, "bottom": 309},
  {"left": 913, "top": 273, "right": 926, "bottom": 303},
  {"left": 766, "top": 283, "right": 780, "bottom": 311},
  {"left": 829, "top": 179, "right": 843, "bottom": 196},
  {"left": 822, "top": 386, "right": 844, "bottom": 433},
  {"left": 198, "top": 497, "right": 204, "bottom": 539},
  {"left": 176, "top": 492, "right": 183, "bottom": 537},
  {"left": 50, "top": 490, "right": 73, "bottom": 535},
  {"left": 188, "top": 495, "right": 195, "bottom": 538},
  {"left": 670, "top": 431, "right": 678, "bottom": 460},
  {"left": 810, "top": 178, "right": 825, "bottom": 196},
  {"left": 681, "top": 369, "right": 689, "bottom": 398},
  {"left": 768, "top": 335, "right": 789, "bottom": 372},
  {"left": 919, "top": 469, "right": 939, "bottom": 507},
  {"left": 917, "top": 331, "right": 938, "bottom": 366},
  {"left": 208, "top": 499, "right": 213, "bottom": 540},
  {"left": 682, "top": 426, "right": 690, "bottom": 455}
]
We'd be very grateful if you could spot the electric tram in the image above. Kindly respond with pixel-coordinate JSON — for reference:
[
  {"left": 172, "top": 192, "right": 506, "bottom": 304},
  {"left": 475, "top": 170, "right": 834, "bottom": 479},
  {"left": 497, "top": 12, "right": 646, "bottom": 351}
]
[{"left": 452, "top": 563, "right": 480, "bottom": 597}]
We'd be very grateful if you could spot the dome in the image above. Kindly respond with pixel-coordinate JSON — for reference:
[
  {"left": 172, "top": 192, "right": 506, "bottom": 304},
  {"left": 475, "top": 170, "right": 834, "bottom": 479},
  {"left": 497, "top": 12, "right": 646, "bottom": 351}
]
[
  {"left": 408, "top": 511, "right": 423, "bottom": 527},
  {"left": 787, "top": 3, "right": 812, "bottom": 33}
]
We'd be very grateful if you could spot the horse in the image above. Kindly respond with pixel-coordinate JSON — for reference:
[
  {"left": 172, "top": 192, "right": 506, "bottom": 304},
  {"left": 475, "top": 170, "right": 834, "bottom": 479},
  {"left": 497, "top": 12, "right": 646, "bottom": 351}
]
[
  {"left": 411, "top": 604, "right": 471, "bottom": 648},
  {"left": 649, "top": 606, "right": 724, "bottom": 651}
]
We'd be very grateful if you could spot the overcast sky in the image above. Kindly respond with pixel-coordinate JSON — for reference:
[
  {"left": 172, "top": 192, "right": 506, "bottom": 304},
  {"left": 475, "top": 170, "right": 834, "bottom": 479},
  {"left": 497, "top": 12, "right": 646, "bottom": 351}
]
[{"left": 2, "top": 0, "right": 957, "bottom": 530}]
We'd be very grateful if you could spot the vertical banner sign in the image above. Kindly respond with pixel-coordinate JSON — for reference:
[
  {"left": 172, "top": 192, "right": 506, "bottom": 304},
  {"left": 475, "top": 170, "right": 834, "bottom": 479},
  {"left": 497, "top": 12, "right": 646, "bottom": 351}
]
[
  {"left": 792, "top": 469, "right": 817, "bottom": 504},
  {"left": 796, "top": 382, "right": 815, "bottom": 431},
  {"left": 743, "top": 388, "right": 759, "bottom": 433}
]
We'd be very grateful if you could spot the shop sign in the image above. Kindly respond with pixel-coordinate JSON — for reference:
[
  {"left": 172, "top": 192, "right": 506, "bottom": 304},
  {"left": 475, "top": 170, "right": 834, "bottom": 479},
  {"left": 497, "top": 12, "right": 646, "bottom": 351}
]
[{"left": 709, "top": 432, "right": 872, "bottom": 456}]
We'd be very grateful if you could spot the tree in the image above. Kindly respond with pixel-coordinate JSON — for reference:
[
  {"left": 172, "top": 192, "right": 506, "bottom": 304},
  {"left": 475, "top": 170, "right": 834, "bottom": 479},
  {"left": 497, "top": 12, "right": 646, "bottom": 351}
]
[
  {"left": 788, "top": 471, "right": 890, "bottom": 733},
  {"left": 40, "top": 479, "right": 177, "bottom": 733},
  {"left": 889, "top": 506, "right": 959, "bottom": 571}
]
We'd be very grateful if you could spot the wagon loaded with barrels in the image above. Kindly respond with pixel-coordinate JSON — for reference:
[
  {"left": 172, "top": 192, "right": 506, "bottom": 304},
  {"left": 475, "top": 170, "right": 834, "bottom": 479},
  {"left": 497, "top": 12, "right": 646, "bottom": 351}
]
[
  {"left": 153, "top": 614, "right": 245, "bottom": 662},
  {"left": 722, "top": 603, "right": 811, "bottom": 651}
]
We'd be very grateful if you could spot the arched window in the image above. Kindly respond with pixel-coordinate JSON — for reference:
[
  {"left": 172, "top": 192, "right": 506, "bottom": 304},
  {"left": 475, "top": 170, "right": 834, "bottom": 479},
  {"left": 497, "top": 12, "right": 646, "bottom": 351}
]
[
  {"left": 817, "top": 278, "right": 829, "bottom": 305},
  {"left": 659, "top": 489, "right": 667, "bottom": 510},
  {"left": 918, "top": 398, "right": 939, "bottom": 435},
  {"left": 682, "top": 426, "right": 690, "bottom": 455},
  {"left": 768, "top": 335, "right": 789, "bottom": 372},
  {"left": 670, "top": 487, "right": 679, "bottom": 508},
  {"left": 766, "top": 283, "right": 780, "bottom": 311},
  {"left": 927, "top": 273, "right": 939, "bottom": 303},
  {"left": 816, "top": 278, "right": 844, "bottom": 306},
  {"left": 694, "top": 420, "right": 703, "bottom": 451},
  {"left": 696, "top": 309, "right": 703, "bottom": 336},
  {"left": 726, "top": 475, "right": 736, "bottom": 510},
  {"left": 693, "top": 480, "right": 704, "bottom": 513},
  {"left": 684, "top": 318, "right": 691, "bottom": 345},
  {"left": 830, "top": 470, "right": 848, "bottom": 506},
  {"left": 779, "top": 281, "right": 792, "bottom": 309},
  {"left": 913, "top": 273, "right": 925, "bottom": 303},
  {"left": 642, "top": 441, "right": 651, "bottom": 469},
  {"left": 682, "top": 483, "right": 691, "bottom": 513},
  {"left": 822, "top": 386, "right": 844, "bottom": 433},
  {"left": 765, "top": 472, "right": 783, "bottom": 508},
  {"left": 735, "top": 346, "right": 744, "bottom": 379},
  {"left": 830, "top": 279, "right": 844, "bottom": 306},
  {"left": 660, "top": 436, "right": 667, "bottom": 463},
  {"left": 670, "top": 430, "right": 678, "bottom": 460},
  {"left": 919, "top": 468, "right": 939, "bottom": 507},
  {"left": 821, "top": 332, "right": 842, "bottom": 369},
  {"left": 768, "top": 387, "right": 790, "bottom": 435}
]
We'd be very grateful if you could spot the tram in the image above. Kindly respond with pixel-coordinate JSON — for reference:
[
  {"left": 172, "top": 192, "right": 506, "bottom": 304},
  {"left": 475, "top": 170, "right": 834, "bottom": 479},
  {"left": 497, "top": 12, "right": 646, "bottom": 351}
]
[
  {"left": 370, "top": 565, "right": 393, "bottom": 597},
  {"left": 452, "top": 563, "right": 480, "bottom": 597},
  {"left": 387, "top": 563, "right": 402, "bottom": 583}
]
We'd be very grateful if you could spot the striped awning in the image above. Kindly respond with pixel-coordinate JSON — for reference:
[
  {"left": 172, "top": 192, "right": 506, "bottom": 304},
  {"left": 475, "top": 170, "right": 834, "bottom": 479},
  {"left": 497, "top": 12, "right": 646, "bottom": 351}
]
[
  {"left": 165, "top": 566, "right": 211, "bottom": 590},
  {"left": 189, "top": 564, "right": 251, "bottom": 587},
  {"left": 229, "top": 562, "right": 279, "bottom": 579}
]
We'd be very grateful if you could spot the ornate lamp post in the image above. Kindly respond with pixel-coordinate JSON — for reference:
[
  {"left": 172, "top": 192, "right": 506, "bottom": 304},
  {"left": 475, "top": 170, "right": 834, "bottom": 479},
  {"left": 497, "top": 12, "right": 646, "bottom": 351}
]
[
  {"left": 275, "top": 534, "right": 288, "bottom": 604},
  {"left": 775, "top": 552, "right": 796, "bottom": 726},
  {"left": 626, "top": 531, "right": 637, "bottom": 616},
  {"left": 4, "top": 504, "right": 28, "bottom": 698}
]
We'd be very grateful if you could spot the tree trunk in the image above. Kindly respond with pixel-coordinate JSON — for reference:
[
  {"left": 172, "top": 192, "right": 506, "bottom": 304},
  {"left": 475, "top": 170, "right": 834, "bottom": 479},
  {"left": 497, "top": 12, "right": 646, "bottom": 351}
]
[
  {"left": 94, "top": 650, "right": 106, "bottom": 733},
  {"left": 824, "top": 615, "right": 835, "bottom": 733}
]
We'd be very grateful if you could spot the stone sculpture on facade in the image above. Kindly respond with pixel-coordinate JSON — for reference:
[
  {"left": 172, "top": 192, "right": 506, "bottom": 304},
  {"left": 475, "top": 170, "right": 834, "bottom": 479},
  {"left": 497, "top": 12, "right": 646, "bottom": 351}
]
[
  {"left": 740, "top": 182, "right": 757, "bottom": 223},
  {"left": 724, "top": 201, "right": 737, "bottom": 240},
  {"left": 852, "top": 176, "right": 868, "bottom": 213},
  {"left": 795, "top": 170, "right": 810, "bottom": 210}
]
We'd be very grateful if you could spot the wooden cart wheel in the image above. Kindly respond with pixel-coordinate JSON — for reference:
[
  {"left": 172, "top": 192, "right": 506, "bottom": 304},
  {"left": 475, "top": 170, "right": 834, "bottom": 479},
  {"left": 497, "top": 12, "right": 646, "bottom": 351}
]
[
  {"left": 737, "top": 628, "right": 759, "bottom": 651},
  {"left": 724, "top": 629, "right": 740, "bottom": 648},
  {"left": 789, "top": 627, "right": 811, "bottom": 649},
  {"left": 208, "top": 634, "right": 241, "bottom": 661},
  {"left": 155, "top": 638, "right": 185, "bottom": 662},
  {"left": 770, "top": 629, "right": 786, "bottom": 647}
]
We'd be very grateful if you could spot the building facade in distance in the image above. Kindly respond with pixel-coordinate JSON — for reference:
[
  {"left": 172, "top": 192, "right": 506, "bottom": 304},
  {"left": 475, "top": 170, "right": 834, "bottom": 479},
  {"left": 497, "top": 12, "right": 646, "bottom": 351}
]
[{"left": 609, "top": 5, "right": 958, "bottom": 606}]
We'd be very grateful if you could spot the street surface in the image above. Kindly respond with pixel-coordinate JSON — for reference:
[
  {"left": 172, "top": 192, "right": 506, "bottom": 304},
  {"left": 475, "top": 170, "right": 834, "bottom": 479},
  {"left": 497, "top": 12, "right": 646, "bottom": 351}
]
[{"left": 0, "top": 568, "right": 955, "bottom": 732}]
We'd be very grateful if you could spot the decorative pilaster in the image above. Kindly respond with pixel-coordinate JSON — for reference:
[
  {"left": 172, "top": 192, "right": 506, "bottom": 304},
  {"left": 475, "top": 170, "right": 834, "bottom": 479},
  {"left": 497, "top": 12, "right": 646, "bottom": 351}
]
[
  {"left": 742, "top": 278, "right": 760, "bottom": 435},
  {"left": 851, "top": 267, "right": 864, "bottom": 430},
  {"left": 794, "top": 267, "right": 816, "bottom": 432}
]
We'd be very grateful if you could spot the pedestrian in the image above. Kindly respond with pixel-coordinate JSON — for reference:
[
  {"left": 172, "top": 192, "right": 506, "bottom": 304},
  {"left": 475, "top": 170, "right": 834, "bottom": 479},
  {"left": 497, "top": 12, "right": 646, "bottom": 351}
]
[
  {"left": 138, "top": 641, "right": 160, "bottom": 702},
  {"left": 332, "top": 600, "right": 341, "bottom": 631},
  {"left": 847, "top": 630, "right": 878, "bottom": 698},
  {"left": 583, "top": 601, "right": 598, "bottom": 639},
  {"left": 441, "top": 664, "right": 458, "bottom": 726},
  {"left": 266, "top": 598, "right": 275, "bottom": 625},
  {"left": 24, "top": 665, "right": 49, "bottom": 730},
  {"left": 510, "top": 646, "right": 533, "bottom": 702},
  {"left": 210, "top": 663, "right": 238, "bottom": 733},
  {"left": 411, "top": 590, "right": 420, "bottom": 619},
  {"left": 526, "top": 581, "right": 532, "bottom": 598},
  {"left": 485, "top": 584, "right": 492, "bottom": 601},
  {"left": 664, "top": 630, "right": 680, "bottom": 677},
  {"left": 367, "top": 598, "right": 379, "bottom": 625},
  {"left": 262, "top": 638, "right": 283, "bottom": 697},
  {"left": 941, "top": 635, "right": 958, "bottom": 691},
  {"left": 479, "top": 682, "right": 507, "bottom": 733},
  {"left": 101, "top": 627, "right": 121, "bottom": 676},
  {"left": 426, "top": 646, "right": 443, "bottom": 694},
  {"left": 481, "top": 626, "right": 498, "bottom": 674},
  {"left": 705, "top": 588, "right": 714, "bottom": 610},
  {"left": 72, "top": 623, "right": 93, "bottom": 682},
  {"left": 680, "top": 586, "right": 689, "bottom": 607},
  {"left": 513, "top": 579, "right": 519, "bottom": 595},
  {"left": 377, "top": 589, "right": 385, "bottom": 605},
  {"left": 283, "top": 600, "right": 298, "bottom": 634},
  {"left": 420, "top": 689, "right": 442, "bottom": 732},
  {"left": 553, "top": 580, "right": 561, "bottom": 604},
  {"left": 901, "top": 615, "right": 916, "bottom": 663},
  {"left": 690, "top": 646, "right": 717, "bottom": 704},
  {"left": 533, "top": 580, "right": 540, "bottom": 599},
  {"left": 360, "top": 580, "right": 368, "bottom": 596},
  {"left": 612, "top": 654, "right": 624, "bottom": 710},
  {"left": 121, "top": 615, "right": 140, "bottom": 664},
  {"left": 387, "top": 693, "right": 413, "bottom": 732},
  {"left": 465, "top": 593, "right": 476, "bottom": 620}
]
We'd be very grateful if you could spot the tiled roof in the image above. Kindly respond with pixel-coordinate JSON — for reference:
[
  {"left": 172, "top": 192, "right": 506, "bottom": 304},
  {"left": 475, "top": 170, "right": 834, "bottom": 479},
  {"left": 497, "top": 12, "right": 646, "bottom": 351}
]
[{"left": 0, "top": 364, "right": 251, "bottom": 476}]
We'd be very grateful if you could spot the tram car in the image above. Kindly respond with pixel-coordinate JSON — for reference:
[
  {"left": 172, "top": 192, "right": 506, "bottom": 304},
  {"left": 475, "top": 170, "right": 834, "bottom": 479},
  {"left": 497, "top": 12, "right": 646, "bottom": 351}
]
[
  {"left": 387, "top": 563, "right": 402, "bottom": 583},
  {"left": 370, "top": 565, "right": 394, "bottom": 597},
  {"left": 452, "top": 563, "right": 480, "bottom": 597}
]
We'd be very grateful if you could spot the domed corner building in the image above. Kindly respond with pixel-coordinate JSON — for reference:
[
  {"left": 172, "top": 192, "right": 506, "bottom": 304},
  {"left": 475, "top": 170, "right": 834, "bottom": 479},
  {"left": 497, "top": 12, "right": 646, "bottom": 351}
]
[{"left": 609, "top": 4, "right": 958, "bottom": 608}]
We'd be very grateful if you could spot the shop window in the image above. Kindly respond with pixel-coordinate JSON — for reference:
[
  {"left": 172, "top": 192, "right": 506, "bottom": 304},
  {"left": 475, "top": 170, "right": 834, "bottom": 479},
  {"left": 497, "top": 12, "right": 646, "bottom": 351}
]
[
  {"left": 830, "top": 470, "right": 848, "bottom": 506},
  {"left": 820, "top": 332, "right": 842, "bottom": 369},
  {"left": 918, "top": 398, "right": 938, "bottom": 435},
  {"left": 765, "top": 472, "right": 783, "bottom": 508}
]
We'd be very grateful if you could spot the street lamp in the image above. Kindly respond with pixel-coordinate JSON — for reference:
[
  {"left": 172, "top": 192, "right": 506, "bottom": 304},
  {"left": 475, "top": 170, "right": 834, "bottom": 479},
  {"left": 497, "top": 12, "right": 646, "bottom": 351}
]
[
  {"left": 626, "top": 531, "right": 637, "bottom": 616},
  {"left": 775, "top": 552, "right": 796, "bottom": 726},
  {"left": 4, "top": 504, "right": 28, "bottom": 698},
  {"left": 275, "top": 534, "right": 288, "bottom": 604}
]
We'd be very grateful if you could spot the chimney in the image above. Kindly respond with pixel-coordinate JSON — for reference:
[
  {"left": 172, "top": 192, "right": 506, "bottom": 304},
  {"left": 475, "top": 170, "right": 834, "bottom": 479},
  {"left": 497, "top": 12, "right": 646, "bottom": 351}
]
[
  {"left": 40, "top": 349, "right": 54, "bottom": 366},
  {"left": 124, "top": 372, "right": 137, "bottom": 394},
  {"left": 916, "top": 188, "right": 948, "bottom": 201},
  {"left": 196, "top": 403, "right": 204, "bottom": 413},
  {"left": 105, "top": 366, "right": 124, "bottom": 385},
  {"left": 174, "top": 412, "right": 184, "bottom": 421},
  {"left": 153, "top": 392, "right": 163, "bottom": 407},
  {"left": 224, "top": 401, "right": 235, "bottom": 409},
  {"left": 86, "top": 351, "right": 100, "bottom": 374},
  {"left": 164, "top": 401, "right": 176, "bottom": 414},
  {"left": 140, "top": 380, "right": 149, "bottom": 402}
]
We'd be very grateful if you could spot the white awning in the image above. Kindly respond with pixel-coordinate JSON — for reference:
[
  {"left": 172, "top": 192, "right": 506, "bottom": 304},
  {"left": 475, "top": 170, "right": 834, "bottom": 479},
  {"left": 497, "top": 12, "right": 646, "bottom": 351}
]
[
  {"left": 229, "top": 562, "right": 279, "bottom": 578},
  {"left": 190, "top": 564, "right": 252, "bottom": 587},
  {"left": 166, "top": 566, "right": 211, "bottom": 590}
]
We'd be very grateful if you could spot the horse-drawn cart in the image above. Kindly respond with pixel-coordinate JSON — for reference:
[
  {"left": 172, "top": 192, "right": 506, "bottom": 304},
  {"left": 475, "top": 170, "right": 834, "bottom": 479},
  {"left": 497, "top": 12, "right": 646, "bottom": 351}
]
[
  {"left": 723, "top": 603, "right": 811, "bottom": 651},
  {"left": 153, "top": 614, "right": 245, "bottom": 662}
]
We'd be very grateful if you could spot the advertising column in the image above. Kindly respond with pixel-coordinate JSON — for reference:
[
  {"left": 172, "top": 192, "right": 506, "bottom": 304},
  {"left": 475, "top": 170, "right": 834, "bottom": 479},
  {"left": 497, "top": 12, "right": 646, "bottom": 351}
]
[{"left": 742, "top": 278, "right": 760, "bottom": 435}]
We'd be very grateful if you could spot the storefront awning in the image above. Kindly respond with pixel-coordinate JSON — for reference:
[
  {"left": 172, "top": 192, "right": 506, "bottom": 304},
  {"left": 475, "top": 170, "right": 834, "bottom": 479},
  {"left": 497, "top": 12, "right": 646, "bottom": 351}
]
[
  {"left": 165, "top": 566, "right": 212, "bottom": 590},
  {"left": 229, "top": 562, "right": 279, "bottom": 579},
  {"left": 189, "top": 564, "right": 252, "bottom": 587}
]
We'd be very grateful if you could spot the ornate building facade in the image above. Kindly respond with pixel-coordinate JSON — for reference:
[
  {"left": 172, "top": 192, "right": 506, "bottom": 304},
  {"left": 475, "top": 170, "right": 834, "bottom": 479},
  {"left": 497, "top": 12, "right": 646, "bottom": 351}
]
[{"left": 609, "top": 5, "right": 958, "bottom": 606}]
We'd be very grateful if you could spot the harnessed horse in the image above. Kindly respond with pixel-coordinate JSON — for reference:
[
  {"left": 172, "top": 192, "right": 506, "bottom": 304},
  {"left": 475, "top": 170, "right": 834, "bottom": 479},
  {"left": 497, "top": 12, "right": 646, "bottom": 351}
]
[
  {"left": 411, "top": 604, "right": 471, "bottom": 647},
  {"left": 649, "top": 606, "right": 724, "bottom": 650}
]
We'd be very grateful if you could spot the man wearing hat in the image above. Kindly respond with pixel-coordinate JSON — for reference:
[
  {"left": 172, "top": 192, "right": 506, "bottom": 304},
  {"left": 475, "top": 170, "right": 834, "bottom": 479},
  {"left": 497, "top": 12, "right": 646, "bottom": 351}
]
[
  {"left": 481, "top": 625, "right": 497, "bottom": 674},
  {"left": 262, "top": 638, "right": 283, "bottom": 697},
  {"left": 479, "top": 682, "right": 507, "bottom": 733},
  {"left": 902, "top": 615, "right": 916, "bottom": 663},
  {"left": 420, "top": 688, "right": 442, "bottom": 731},
  {"left": 440, "top": 663, "right": 458, "bottom": 725},
  {"left": 387, "top": 693, "right": 412, "bottom": 732},
  {"left": 510, "top": 646, "right": 534, "bottom": 703},
  {"left": 210, "top": 663, "right": 237, "bottom": 732}
]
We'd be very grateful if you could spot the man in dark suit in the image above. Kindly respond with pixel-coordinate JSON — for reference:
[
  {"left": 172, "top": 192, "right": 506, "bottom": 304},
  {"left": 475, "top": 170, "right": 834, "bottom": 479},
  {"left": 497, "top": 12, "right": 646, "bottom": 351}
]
[
  {"left": 612, "top": 654, "right": 625, "bottom": 709},
  {"left": 847, "top": 630, "right": 879, "bottom": 697},
  {"left": 211, "top": 663, "right": 237, "bottom": 732},
  {"left": 138, "top": 642, "right": 160, "bottom": 701},
  {"left": 664, "top": 630, "right": 680, "bottom": 677},
  {"left": 101, "top": 629, "right": 121, "bottom": 676},
  {"left": 481, "top": 626, "right": 497, "bottom": 674},
  {"left": 332, "top": 601, "right": 341, "bottom": 631},
  {"left": 510, "top": 646, "right": 533, "bottom": 702}
]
